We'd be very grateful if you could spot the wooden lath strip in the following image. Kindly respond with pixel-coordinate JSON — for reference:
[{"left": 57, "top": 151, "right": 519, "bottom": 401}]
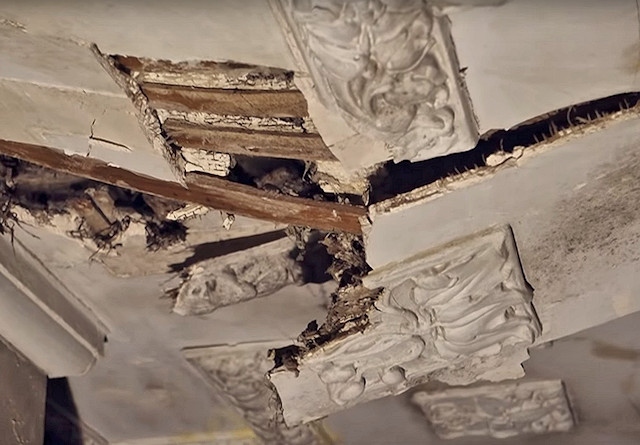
[
  {"left": 114, "top": 55, "right": 296, "bottom": 90},
  {"left": 164, "top": 119, "right": 336, "bottom": 162},
  {"left": 143, "top": 84, "right": 309, "bottom": 118},
  {"left": 0, "top": 139, "right": 365, "bottom": 234}
]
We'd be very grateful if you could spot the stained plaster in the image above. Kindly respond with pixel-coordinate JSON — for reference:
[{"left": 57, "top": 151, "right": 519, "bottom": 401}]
[{"left": 366, "top": 111, "right": 640, "bottom": 343}]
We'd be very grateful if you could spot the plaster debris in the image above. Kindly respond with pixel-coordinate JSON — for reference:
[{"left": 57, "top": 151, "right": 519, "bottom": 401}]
[
  {"left": 145, "top": 220, "right": 187, "bottom": 251},
  {"left": 0, "top": 155, "right": 196, "bottom": 255},
  {"left": 271, "top": 233, "right": 380, "bottom": 374},
  {"left": 182, "top": 148, "right": 234, "bottom": 176},
  {"left": 221, "top": 212, "right": 235, "bottom": 231},
  {"left": 165, "top": 204, "right": 210, "bottom": 221}
]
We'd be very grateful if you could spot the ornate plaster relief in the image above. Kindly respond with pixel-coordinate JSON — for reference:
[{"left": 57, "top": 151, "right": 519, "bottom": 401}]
[
  {"left": 411, "top": 380, "right": 575, "bottom": 439},
  {"left": 276, "top": 0, "right": 478, "bottom": 163},
  {"left": 184, "top": 343, "right": 330, "bottom": 445},
  {"left": 270, "top": 225, "right": 541, "bottom": 425},
  {"left": 171, "top": 237, "right": 303, "bottom": 316}
]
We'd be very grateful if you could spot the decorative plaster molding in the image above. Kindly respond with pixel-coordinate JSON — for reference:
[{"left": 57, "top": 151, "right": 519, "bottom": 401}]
[
  {"left": 184, "top": 343, "right": 331, "bottom": 445},
  {"left": 0, "top": 234, "right": 105, "bottom": 378},
  {"left": 411, "top": 380, "right": 575, "bottom": 439},
  {"left": 171, "top": 237, "right": 303, "bottom": 316},
  {"left": 270, "top": 225, "right": 541, "bottom": 425},
  {"left": 276, "top": 0, "right": 478, "bottom": 163}
]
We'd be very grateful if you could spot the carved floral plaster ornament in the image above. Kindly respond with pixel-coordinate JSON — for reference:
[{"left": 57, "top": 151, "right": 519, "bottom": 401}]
[
  {"left": 277, "top": 0, "right": 478, "bottom": 163},
  {"left": 411, "top": 380, "right": 575, "bottom": 439},
  {"left": 270, "top": 225, "right": 541, "bottom": 425},
  {"left": 171, "top": 237, "right": 303, "bottom": 316}
]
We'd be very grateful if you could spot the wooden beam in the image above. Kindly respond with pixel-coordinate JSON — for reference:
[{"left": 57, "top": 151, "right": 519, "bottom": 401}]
[
  {"left": 143, "top": 83, "right": 309, "bottom": 118},
  {"left": 164, "top": 119, "right": 336, "bottom": 162},
  {"left": 0, "top": 139, "right": 365, "bottom": 233}
]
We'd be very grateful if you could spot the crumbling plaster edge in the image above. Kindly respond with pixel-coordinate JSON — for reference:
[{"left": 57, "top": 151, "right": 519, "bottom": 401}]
[{"left": 369, "top": 105, "right": 640, "bottom": 220}]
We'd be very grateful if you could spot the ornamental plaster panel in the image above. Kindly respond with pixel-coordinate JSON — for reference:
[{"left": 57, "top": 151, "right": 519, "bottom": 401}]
[
  {"left": 276, "top": 0, "right": 478, "bottom": 164},
  {"left": 411, "top": 380, "right": 575, "bottom": 439},
  {"left": 171, "top": 237, "right": 303, "bottom": 316},
  {"left": 270, "top": 225, "right": 541, "bottom": 425},
  {"left": 184, "top": 343, "right": 330, "bottom": 445}
]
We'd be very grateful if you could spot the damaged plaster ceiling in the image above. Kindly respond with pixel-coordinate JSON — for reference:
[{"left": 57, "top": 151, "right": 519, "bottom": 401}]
[{"left": 3, "top": 2, "right": 640, "bottom": 443}]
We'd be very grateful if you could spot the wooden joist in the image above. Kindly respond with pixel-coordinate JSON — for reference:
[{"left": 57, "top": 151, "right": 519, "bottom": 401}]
[
  {"left": 0, "top": 139, "right": 365, "bottom": 234},
  {"left": 163, "top": 119, "right": 335, "bottom": 162}
]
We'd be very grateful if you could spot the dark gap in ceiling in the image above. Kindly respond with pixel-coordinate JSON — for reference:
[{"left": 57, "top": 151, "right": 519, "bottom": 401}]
[{"left": 370, "top": 91, "right": 640, "bottom": 203}]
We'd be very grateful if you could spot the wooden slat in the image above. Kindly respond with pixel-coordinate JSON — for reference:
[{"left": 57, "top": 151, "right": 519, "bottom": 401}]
[
  {"left": 164, "top": 119, "right": 336, "bottom": 162},
  {"left": 0, "top": 139, "right": 364, "bottom": 234},
  {"left": 114, "top": 55, "right": 295, "bottom": 90},
  {"left": 143, "top": 83, "right": 309, "bottom": 118}
]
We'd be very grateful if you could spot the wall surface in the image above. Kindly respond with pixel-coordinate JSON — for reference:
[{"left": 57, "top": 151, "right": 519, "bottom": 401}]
[{"left": 0, "top": 339, "right": 46, "bottom": 445}]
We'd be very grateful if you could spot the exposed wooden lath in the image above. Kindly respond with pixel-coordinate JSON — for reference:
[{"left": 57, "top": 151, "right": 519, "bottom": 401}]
[
  {"left": 163, "top": 119, "right": 333, "bottom": 162},
  {"left": 114, "top": 55, "right": 337, "bottom": 163}
]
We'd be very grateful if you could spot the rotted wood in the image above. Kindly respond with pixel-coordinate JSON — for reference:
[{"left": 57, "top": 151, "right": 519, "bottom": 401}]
[
  {"left": 143, "top": 83, "right": 309, "bottom": 118},
  {"left": 164, "top": 119, "right": 335, "bottom": 162},
  {"left": 0, "top": 139, "right": 365, "bottom": 233}
]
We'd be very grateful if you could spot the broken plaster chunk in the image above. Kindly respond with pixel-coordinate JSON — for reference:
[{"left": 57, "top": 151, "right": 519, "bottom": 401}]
[
  {"left": 485, "top": 147, "right": 524, "bottom": 167},
  {"left": 269, "top": 225, "right": 541, "bottom": 426},
  {"left": 182, "top": 148, "right": 234, "bottom": 176},
  {"left": 171, "top": 237, "right": 303, "bottom": 316},
  {"left": 312, "top": 161, "right": 372, "bottom": 197},
  {"left": 411, "top": 380, "right": 575, "bottom": 439},
  {"left": 165, "top": 204, "right": 211, "bottom": 221},
  {"left": 221, "top": 212, "right": 235, "bottom": 230}
]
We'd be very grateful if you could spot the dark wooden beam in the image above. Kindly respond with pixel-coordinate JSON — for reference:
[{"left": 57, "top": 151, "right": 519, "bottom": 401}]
[
  {"left": 0, "top": 139, "right": 365, "bottom": 234},
  {"left": 143, "top": 83, "right": 309, "bottom": 118},
  {"left": 164, "top": 119, "right": 336, "bottom": 162}
]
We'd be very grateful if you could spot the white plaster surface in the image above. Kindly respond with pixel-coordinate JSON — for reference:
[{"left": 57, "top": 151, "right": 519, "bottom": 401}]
[
  {"left": 12, "top": 225, "right": 330, "bottom": 443},
  {"left": 0, "top": 0, "right": 295, "bottom": 69},
  {"left": 0, "top": 235, "right": 105, "bottom": 378},
  {"left": 447, "top": 0, "right": 640, "bottom": 132},
  {"left": 0, "top": 25, "right": 178, "bottom": 181},
  {"left": 366, "top": 114, "right": 640, "bottom": 341}
]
